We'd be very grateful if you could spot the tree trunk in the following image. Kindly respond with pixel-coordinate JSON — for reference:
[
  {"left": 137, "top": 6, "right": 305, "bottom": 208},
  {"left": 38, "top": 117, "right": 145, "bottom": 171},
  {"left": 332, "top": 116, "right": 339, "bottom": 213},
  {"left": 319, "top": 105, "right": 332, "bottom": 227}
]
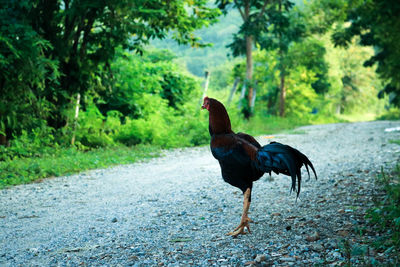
[
  {"left": 278, "top": 0, "right": 285, "bottom": 117},
  {"left": 71, "top": 93, "right": 81, "bottom": 145},
  {"left": 243, "top": 0, "right": 254, "bottom": 114},
  {"left": 238, "top": 83, "right": 247, "bottom": 109},
  {"left": 200, "top": 71, "right": 210, "bottom": 105},
  {"left": 227, "top": 77, "right": 240, "bottom": 104},
  {"left": 250, "top": 84, "right": 257, "bottom": 111},
  {"left": 279, "top": 69, "right": 286, "bottom": 117},
  {"left": 245, "top": 35, "right": 254, "bottom": 109},
  {"left": 0, "top": 134, "right": 7, "bottom": 146}
]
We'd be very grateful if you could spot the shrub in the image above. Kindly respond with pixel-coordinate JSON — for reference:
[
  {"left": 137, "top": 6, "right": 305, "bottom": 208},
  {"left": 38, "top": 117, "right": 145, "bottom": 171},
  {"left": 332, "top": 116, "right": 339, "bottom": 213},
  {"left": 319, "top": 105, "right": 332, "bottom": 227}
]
[
  {"left": 0, "top": 126, "right": 57, "bottom": 161},
  {"left": 366, "top": 166, "right": 400, "bottom": 252}
]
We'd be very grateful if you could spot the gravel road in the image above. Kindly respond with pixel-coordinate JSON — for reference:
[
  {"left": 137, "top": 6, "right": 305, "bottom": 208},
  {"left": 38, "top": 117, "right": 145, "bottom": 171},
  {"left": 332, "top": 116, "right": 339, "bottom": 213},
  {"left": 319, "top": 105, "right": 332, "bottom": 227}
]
[{"left": 1, "top": 121, "right": 400, "bottom": 266}]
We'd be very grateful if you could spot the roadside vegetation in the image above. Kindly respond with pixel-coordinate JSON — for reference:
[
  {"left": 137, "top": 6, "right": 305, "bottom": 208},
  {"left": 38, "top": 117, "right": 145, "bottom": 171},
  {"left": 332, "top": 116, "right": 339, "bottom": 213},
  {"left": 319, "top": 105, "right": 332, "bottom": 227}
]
[
  {"left": 1, "top": 0, "right": 399, "bottom": 188},
  {"left": 366, "top": 164, "right": 400, "bottom": 264},
  {"left": 337, "top": 160, "right": 400, "bottom": 266}
]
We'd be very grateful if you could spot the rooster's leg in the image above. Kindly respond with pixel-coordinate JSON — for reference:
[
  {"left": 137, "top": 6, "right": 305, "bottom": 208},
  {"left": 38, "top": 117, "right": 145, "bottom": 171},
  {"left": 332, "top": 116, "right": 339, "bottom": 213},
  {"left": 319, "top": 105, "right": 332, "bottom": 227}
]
[{"left": 227, "top": 188, "right": 252, "bottom": 237}]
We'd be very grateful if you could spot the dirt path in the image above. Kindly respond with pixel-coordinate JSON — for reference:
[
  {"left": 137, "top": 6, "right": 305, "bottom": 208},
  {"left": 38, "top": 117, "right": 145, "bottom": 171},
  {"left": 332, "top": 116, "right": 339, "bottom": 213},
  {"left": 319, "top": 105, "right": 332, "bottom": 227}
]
[{"left": 1, "top": 121, "right": 399, "bottom": 266}]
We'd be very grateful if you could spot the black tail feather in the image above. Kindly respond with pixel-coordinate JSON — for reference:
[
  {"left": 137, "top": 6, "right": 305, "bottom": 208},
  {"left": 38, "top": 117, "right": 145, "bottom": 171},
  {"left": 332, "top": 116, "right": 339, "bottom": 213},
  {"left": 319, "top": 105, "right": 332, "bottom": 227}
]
[{"left": 255, "top": 142, "right": 317, "bottom": 198}]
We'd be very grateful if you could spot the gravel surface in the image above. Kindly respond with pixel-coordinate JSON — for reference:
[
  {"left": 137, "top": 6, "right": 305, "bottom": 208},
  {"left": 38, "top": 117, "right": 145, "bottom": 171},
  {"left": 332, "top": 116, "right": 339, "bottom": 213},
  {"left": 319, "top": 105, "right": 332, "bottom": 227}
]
[{"left": 1, "top": 121, "right": 400, "bottom": 266}]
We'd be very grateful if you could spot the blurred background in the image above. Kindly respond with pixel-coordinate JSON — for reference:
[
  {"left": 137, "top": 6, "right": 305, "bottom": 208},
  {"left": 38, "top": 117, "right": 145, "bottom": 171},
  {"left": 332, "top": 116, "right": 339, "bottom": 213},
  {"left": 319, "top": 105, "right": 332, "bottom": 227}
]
[{"left": 1, "top": 0, "right": 399, "bottom": 186}]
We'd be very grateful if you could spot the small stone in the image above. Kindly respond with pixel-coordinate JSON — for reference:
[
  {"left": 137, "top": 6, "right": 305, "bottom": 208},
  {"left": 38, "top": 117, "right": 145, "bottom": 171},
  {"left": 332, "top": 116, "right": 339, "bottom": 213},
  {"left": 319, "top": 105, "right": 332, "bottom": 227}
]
[
  {"left": 337, "top": 230, "right": 349, "bottom": 237},
  {"left": 338, "top": 209, "right": 345, "bottom": 213},
  {"left": 311, "top": 244, "right": 324, "bottom": 252},
  {"left": 255, "top": 254, "right": 266, "bottom": 263},
  {"left": 332, "top": 252, "right": 342, "bottom": 259},
  {"left": 324, "top": 241, "right": 338, "bottom": 249},
  {"left": 286, "top": 225, "right": 292, "bottom": 231},
  {"left": 244, "top": 261, "right": 256, "bottom": 266},
  {"left": 280, "top": 257, "right": 295, "bottom": 262},
  {"left": 272, "top": 212, "right": 281, "bottom": 216},
  {"left": 111, "top": 217, "right": 118, "bottom": 223},
  {"left": 306, "top": 232, "right": 320, "bottom": 242}
]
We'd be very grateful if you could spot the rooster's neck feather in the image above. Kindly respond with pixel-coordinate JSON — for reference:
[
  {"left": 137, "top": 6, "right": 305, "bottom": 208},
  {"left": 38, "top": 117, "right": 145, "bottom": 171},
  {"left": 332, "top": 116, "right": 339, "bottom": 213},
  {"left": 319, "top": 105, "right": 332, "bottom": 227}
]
[{"left": 208, "top": 98, "right": 233, "bottom": 135}]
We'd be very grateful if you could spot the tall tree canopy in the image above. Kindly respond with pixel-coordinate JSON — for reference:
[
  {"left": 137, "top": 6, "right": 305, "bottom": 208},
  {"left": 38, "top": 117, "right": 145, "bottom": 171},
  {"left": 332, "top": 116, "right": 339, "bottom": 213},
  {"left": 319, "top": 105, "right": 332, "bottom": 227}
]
[
  {"left": 332, "top": 0, "right": 400, "bottom": 106},
  {"left": 0, "top": 0, "right": 220, "bottom": 143},
  {"left": 216, "top": 0, "right": 306, "bottom": 117},
  {"left": 257, "top": 1, "right": 306, "bottom": 116},
  {"left": 216, "top": 0, "right": 274, "bottom": 115}
]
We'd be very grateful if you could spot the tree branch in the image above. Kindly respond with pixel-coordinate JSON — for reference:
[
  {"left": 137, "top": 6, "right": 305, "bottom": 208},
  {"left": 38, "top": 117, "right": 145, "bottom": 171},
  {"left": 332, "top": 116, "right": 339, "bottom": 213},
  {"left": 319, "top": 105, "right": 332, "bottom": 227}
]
[
  {"left": 79, "top": 10, "right": 97, "bottom": 60},
  {"left": 257, "top": 0, "right": 270, "bottom": 19},
  {"left": 71, "top": 23, "right": 84, "bottom": 57},
  {"left": 63, "top": 0, "right": 76, "bottom": 42},
  {"left": 234, "top": 0, "right": 246, "bottom": 21}
]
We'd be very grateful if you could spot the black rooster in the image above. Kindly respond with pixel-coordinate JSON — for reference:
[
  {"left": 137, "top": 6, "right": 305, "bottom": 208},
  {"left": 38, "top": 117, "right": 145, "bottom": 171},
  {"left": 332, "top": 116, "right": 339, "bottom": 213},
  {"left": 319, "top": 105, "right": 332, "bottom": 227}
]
[{"left": 202, "top": 97, "right": 317, "bottom": 236}]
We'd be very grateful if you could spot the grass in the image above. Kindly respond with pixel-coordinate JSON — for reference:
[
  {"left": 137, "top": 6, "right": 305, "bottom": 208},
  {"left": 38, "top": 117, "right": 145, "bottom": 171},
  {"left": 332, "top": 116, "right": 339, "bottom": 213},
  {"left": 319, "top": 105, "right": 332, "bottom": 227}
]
[
  {"left": 337, "top": 112, "right": 379, "bottom": 122},
  {"left": 235, "top": 114, "right": 312, "bottom": 136},
  {"left": 389, "top": 139, "right": 400, "bottom": 146},
  {"left": 1, "top": 112, "right": 315, "bottom": 189},
  {"left": 377, "top": 108, "right": 400, "bottom": 120},
  {"left": 0, "top": 110, "right": 365, "bottom": 189},
  {"left": 235, "top": 112, "right": 343, "bottom": 137},
  {"left": 0, "top": 144, "right": 161, "bottom": 189},
  {"left": 337, "top": 152, "right": 400, "bottom": 266},
  {"left": 366, "top": 164, "right": 400, "bottom": 253}
]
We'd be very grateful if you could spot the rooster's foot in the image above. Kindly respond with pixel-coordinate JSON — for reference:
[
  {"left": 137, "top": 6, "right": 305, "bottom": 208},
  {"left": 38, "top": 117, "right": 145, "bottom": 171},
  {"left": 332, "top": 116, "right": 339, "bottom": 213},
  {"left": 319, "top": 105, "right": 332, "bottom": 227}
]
[{"left": 226, "top": 217, "right": 252, "bottom": 237}]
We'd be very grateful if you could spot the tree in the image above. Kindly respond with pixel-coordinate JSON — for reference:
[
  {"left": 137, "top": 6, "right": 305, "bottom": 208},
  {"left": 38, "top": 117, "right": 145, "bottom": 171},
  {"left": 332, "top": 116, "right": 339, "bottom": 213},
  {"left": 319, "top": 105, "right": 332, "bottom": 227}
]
[
  {"left": 324, "top": 37, "right": 384, "bottom": 115},
  {"left": 0, "top": 0, "right": 220, "bottom": 143},
  {"left": 332, "top": 0, "right": 400, "bottom": 106},
  {"left": 216, "top": 0, "right": 306, "bottom": 117},
  {"left": 32, "top": 0, "right": 219, "bottom": 128},
  {"left": 258, "top": 1, "right": 306, "bottom": 116},
  {"left": 0, "top": 0, "right": 59, "bottom": 145},
  {"left": 216, "top": 0, "right": 273, "bottom": 116},
  {"left": 287, "top": 38, "right": 330, "bottom": 95},
  {"left": 251, "top": 40, "right": 322, "bottom": 117}
]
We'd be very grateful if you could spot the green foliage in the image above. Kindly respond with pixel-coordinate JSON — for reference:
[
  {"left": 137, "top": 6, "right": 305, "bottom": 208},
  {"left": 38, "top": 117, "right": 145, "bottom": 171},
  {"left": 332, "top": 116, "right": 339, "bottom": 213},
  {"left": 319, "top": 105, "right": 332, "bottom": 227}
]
[
  {"left": 0, "top": 0, "right": 220, "bottom": 142},
  {"left": 151, "top": 10, "right": 241, "bottom": 77},
  {"left": 76, "top": 104, "right": 115, "bottom": 148},
  {"left": 378, "top": 108, "right": 400, "bottom": 120},
  {"left": 97, "top": 49, "right": 198, "bottom": 117},
  {"left": 389, "top": 140, "right": 400, "bottom": 146},
  {"left": 113, "top": 98, "right": 209, "bottom": 148},
  {"left": 365, "top": 165, "right": 400, "bottom": 258},
  {"left": 0, "top": 145, "right": 160, "bottom": 189},
  {"left": 305, "top": 0, "right": 352, "bottom": 34},
  {"left": 216, "top": 0, "right": 299, "bottom": 56},
  {"left": 1, "top": 0, "right": 397, "bottom": 189},
  {"left": 324, "top": 34, "right": 385, "bottom": 116},
  {"left": 287, "top": 38, "right": 331, "bottom": 95},
  {"left": 331, "top": 0, "right": 400, "bottom": 107},
  {"left": 285, "top": 67, "right": 319, "bottom": 117},
  {"left": 247, "top": 46, "right": 321, "bottom": 117},
  {"left": 33, "top": 47, "right": 207, "bottom": 150},
  {"left": 208, "top": 62, "right": 238, "bottom": 91},
  {"left": 259, "top": 3, "right": 306, "bottom": 54},
  {"left": 204, "top": 91, "right": 340, "bottom": 137},
  {"left": 0, "top": 127, "right": 57, "bottom": 161},
  {"left": 215, "top": 0, "right": 304, "bottom": 117},
  {"left": 334, "top": 164, "right": 400, "bottom": 266},
  {"left": 0, "top": 0, "right": 59, "bottom": 139}
]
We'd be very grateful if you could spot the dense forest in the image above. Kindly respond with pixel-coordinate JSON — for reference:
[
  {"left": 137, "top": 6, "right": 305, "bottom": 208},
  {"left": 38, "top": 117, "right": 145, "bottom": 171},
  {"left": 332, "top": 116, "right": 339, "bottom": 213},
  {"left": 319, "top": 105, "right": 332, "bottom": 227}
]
[{"left": 1, "top": 0, "right": 399, "bottom": 175}]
